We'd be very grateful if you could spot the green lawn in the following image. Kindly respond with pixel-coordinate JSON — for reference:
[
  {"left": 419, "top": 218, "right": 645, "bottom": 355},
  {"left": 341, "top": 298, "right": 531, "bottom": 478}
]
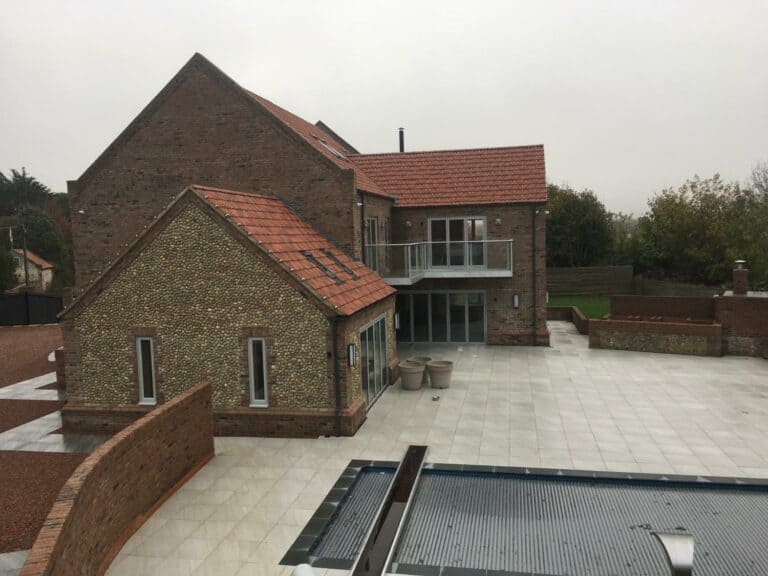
[{"left": 548, "top": 295, "right": 610, "bottom": 319}]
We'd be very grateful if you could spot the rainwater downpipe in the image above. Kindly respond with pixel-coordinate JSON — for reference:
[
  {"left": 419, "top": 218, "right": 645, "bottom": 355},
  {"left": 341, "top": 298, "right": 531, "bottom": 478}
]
[
  {"left": 359, "top": 193, "right": 366, "bottom": 263},
  {"left": 531, "top": 205, "right": 538, "bottom": 346},
  {"left": 331, "top": 316, "right": 342, "bottom": 436}
]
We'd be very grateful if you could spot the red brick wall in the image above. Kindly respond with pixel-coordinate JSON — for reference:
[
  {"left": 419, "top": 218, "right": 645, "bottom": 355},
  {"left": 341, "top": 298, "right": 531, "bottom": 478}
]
[
  {"left": 716, "top": 296, "right": 768, "bottom": 357},
  {"left": 391, "top": 204, "right": 548, "bottom": 345},
  {"left": 70, "top": 57, "right": 359, "bottom": 291},
  {"left": 610, "top": 295, "right": 715, "bottom": 321},
  {"left": 21, "top": 382, "right": 214, "bottom": 576}
]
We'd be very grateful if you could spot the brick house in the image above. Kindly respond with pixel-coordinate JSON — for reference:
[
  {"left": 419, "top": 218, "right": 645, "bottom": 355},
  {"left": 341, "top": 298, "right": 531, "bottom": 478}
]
[
  {"left": 62, "top": 53, "right": 547, "bottom": 436},
  {"left": 61, "top": 185, "right": 395, "bottom": 436},
  {"left": 12, "top": 248, "right": 55, "bottom": 291}
]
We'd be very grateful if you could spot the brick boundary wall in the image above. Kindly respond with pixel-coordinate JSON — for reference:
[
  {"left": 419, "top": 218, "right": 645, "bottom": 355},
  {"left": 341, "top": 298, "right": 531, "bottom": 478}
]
[
  {"left": 61, "top": 402, "right": 366, "bottom": 438},
  {"left": 20, "top": 382, "right": 214, "bottom": 576},
  {"left": 589, "top": 319, "right": 722, "bottom": 357},
  {"left": 609, "top": 295, "right": 715, "bottom": 321},
  {"left": 716, "top": 296, "right": 768, "bottom": 359},
  {"left": 547, "top": 306, "right": 589, "bottom": 335}
]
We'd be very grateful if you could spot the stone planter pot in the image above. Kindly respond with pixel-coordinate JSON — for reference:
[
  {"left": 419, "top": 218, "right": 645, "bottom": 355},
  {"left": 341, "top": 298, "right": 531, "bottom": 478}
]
[
  {"left": 399, "top": 361, "right": 425, "bottom": 391},
  {"left": 407, "top": 356, "right": 432, "bottom": 386},
  {"left": 427, "top": 360, "right": 454, "bottom": 389}
]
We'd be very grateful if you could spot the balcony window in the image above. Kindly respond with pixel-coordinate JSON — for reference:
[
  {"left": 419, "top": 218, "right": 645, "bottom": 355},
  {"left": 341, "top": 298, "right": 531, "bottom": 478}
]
[{"left": 429, "top": 217, "right": 487, "bottom": 268}]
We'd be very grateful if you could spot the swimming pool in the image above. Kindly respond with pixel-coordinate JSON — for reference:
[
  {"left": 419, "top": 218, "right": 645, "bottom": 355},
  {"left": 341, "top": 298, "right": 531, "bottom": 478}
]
[{"left": 282, "top": 460, "right": 768, "bottom": 575}]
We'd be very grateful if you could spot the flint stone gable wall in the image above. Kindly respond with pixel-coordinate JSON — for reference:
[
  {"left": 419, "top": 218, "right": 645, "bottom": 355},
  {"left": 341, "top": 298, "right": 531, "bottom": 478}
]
[{"left": 68, "top": 203, "right": 332, "bottom": 411}]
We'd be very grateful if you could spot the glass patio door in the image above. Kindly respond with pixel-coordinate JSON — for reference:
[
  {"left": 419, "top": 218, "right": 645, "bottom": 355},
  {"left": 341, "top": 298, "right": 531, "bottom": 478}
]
[
  {"left": 395, "top": 292, "right": 486, "bottom": 343},
  {"left": 360, "top": 315, "right": 388, "bottom": 406},
  {"left": 429, "top": 217, "right": 486, "bottom": 269}
]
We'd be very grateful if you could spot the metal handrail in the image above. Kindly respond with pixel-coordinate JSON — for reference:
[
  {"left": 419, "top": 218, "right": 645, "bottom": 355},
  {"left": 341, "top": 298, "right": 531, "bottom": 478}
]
[
  {"left": 366, "top": 239, "right": 514, "bottom": 248},
  {"left": 365, "top": 239, "right": 513, "bottom": 283}
]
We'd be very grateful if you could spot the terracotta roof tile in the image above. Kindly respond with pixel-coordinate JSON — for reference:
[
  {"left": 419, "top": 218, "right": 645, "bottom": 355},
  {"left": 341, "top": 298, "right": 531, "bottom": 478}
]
[
  {"left": 348, "top": 145, "right": 546, "bottom": 207},
  {"left": 247, "top": 92, "right": 391, "bottom": 199},
  {"left": 14, "top": 249, "right": 55, "bottom": 270},
  {"left": 193, "top": 185, "right": 394, "bottom": 316}
]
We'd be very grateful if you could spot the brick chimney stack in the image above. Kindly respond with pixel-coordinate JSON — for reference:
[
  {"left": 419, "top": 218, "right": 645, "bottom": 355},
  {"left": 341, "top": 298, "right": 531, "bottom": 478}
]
[{"left": 733, "top": 260, "right": 749, "bottom": 296}]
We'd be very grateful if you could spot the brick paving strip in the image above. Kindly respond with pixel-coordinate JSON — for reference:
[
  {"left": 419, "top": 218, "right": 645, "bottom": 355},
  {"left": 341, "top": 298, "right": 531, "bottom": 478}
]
[{"left": 0, "top": 370, "right": 108, "bottom": 569}]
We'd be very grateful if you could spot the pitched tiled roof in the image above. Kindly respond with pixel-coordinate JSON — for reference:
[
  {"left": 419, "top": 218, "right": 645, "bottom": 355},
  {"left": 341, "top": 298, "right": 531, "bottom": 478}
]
[
  {"left": 348, "top": 145, "right": 546, "bottom": 207},
  {"left": 247, "top": 92, "right": 390, "bottom": 199},
  {"left": 14, "top": 249, "right": 54, "bottom": 270},
  {"left": 194, "top": 185, "right": 394, "bottom": 316}
]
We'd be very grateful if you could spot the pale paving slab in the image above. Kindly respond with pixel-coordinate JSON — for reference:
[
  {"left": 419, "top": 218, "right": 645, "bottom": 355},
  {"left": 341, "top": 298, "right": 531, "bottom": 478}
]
[{"left": 108, "top": 321, "right": 768, "bottom": 575}]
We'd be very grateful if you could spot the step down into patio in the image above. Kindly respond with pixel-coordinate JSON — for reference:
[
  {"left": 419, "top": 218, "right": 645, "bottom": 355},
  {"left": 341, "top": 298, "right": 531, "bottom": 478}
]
[{"left": 350, "top": 445, "right": 428, "bottom": 576}]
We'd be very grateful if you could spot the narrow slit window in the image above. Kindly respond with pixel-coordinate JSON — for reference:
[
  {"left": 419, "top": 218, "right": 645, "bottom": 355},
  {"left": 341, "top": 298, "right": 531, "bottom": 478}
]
[
  {"left": 136, "top": 337, "right": 156, "bottom": 405},
  {"left": 248, "top": 337, "right": 268, "bottom": 407}
]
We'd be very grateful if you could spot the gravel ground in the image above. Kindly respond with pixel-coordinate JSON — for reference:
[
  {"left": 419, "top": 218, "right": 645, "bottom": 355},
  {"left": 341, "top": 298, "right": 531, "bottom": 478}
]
[
  {"left": 0, "top": 400, "right": 64, "bottom": 434},
  {"left": 0, "top": 325, "right": 61, "bottom": 388},
  {"left": 0, "top": 451, "right": 84, "bottom": 553}
]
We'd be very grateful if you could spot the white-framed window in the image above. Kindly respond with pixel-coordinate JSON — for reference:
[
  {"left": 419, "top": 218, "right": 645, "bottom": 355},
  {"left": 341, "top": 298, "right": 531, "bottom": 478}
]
[
  {"left": 364, "top": 217, "right": 379, "bottom": 272},
  {"left": 428, "top": 216, "right": 487, "bottom": 268},
  {"left": 136, "top": 336, "right": 157, "bottom": 405},
  {"left": 248, "top": 337, "right": 269, "bottom": 408}
]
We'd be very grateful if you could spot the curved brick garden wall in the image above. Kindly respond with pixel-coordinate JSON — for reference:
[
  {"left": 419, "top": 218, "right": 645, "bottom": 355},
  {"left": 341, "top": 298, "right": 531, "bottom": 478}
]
[{"left": 20, "top": 382, "right": 214, "bottom": 576}]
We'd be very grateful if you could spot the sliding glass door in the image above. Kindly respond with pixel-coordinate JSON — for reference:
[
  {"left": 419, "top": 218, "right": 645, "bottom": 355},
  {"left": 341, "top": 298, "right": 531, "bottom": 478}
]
[
  {"left": 396, "top": 292, "right": 485, "bottom": 343},
  {"left": 360, "top": 314, "right": 388, "bottom": 406}
]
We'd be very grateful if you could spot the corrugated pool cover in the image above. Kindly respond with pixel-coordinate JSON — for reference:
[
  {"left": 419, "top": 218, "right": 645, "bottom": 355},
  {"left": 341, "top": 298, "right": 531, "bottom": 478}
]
[{"left": 305, "top": 466, "right": 768, "bottom": 575}]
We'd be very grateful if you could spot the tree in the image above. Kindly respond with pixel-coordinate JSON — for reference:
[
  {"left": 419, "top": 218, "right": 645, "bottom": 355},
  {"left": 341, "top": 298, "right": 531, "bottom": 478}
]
[
  {"left": 0, "top": 168, "right": 51, "bottom": 216},
  {"left": 0, "top": 168, "right": 75, "bottom": 291},
  {"left": 635, "top": 174, "right": 768, "bottom": 287},
  {"left": 750, "top": 161, "right": 768, "bottom": 196},
  {"left": 546, "top": 184, "right": 614, "bottom": 267}
]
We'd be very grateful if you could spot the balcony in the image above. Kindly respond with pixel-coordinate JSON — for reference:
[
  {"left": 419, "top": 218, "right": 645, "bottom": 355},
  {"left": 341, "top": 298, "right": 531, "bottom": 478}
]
[{"left": 366, "top": 240, "right": 514, "bottom": 285}]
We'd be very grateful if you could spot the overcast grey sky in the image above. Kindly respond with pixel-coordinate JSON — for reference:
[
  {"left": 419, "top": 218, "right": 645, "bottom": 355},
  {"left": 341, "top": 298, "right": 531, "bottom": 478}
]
[{"left": 1, "top": 1, "right": 766, "bottom": 213}]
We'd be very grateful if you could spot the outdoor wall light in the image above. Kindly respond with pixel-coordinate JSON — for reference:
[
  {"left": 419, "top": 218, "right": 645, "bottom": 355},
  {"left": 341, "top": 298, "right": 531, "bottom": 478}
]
[
  {"left": 513, "top": 294, "right": 520, "bottom": 309},
  {"left": 495, "top": 218, "right": 502, "bottom": 225},
  {"left": 347, "top": 343, "right": 357, "bottom": 367},
  {"left": 405, "top": 220, "right": 412, "bottom": 227},
  {"left": 394, "top": 313, "right": 400, "bottom": 330}
]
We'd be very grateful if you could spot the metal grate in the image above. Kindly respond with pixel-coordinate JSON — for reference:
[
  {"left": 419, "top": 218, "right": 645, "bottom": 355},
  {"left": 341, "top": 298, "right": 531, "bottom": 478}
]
[
  {"left": 302, "top": 251, "right": 344, "bottom": 285},
  {"left": 394, "top": 471, "right": 768, "bottom": 575},
  {"left": 312, "top": 467, "right": 394, "bottom": 560},
  {"left": 309, "top": 467, "right": 768, "bottom": 575}
]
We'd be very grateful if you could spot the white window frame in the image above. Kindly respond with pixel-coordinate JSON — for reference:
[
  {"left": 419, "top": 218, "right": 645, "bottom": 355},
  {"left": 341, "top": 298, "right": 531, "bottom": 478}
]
[
  {"left": 247, "top": 337, "right": 269, "bottom": 408},
  {"left": 136, "top": 336, "right": 157, "bottom": 406}
]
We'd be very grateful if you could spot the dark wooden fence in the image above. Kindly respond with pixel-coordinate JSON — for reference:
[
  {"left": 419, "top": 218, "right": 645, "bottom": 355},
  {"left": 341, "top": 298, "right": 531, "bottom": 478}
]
[
  {"left": 547, "top": 265, "right": 723, "bottom": 297},
  {"left": 547, "top": 265, "right": 634, "bottom": 295},
  {"left": 0, "top": 293, "right": 62, "bottom": 325}
]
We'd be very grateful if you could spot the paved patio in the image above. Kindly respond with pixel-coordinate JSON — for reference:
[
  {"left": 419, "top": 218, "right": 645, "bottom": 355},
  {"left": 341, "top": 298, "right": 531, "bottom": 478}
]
[{"left": 106, "top": 321, "right": 768, "bottom": 576}]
